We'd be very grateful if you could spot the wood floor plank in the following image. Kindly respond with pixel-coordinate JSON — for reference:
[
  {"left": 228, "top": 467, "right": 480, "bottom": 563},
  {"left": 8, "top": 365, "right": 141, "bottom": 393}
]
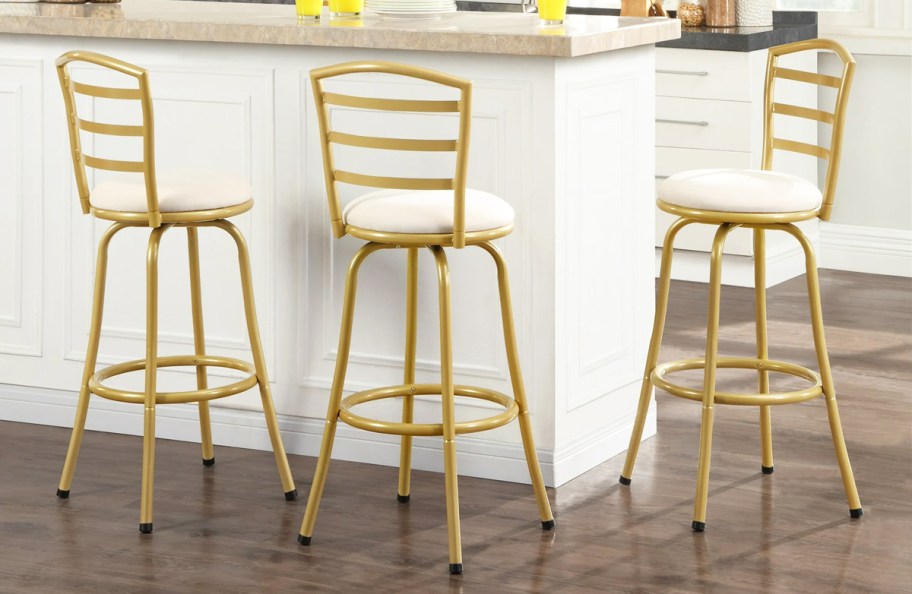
[{"left": 1, "top": 270, "right": 910, "bottom": 592}]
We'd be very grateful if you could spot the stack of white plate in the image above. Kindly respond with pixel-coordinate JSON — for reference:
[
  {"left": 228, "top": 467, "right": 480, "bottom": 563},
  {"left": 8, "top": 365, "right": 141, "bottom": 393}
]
[{"left": 365, "top": 0, "right": 457, "bottom": 20}]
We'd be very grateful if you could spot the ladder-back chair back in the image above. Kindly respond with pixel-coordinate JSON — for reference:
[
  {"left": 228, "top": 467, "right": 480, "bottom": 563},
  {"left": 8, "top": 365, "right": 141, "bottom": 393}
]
[
  {"left": 763, "top": 38, "right": 856, "bottom": 221},
  {"left": 57, "top": 50, "right": 162, "bottom": 227},
  {"left": 310, "top": 61, "right": 473, "bottom": 248}
]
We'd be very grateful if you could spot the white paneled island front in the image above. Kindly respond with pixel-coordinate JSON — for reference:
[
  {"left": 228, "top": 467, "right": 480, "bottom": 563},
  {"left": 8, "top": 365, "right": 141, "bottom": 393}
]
[{"left": 0, "top": 0, "right": 679, "bottom": 487}]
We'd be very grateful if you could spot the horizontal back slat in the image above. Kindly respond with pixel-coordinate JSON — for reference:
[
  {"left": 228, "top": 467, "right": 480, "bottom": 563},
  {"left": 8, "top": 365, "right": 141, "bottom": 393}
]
[
  {"left": 329, "top": 131, "right": 457, "bottom": 152},
  {"left": 323, "top": 92, "right": 459, "bottom": 113},
  {"left": 335, "top": 170, "right": 454, "bottom": 190},
  {"left": 773, "top": 67, "right": 842, "bottom": 88},
  {"left": 771, "top": 138, "right": 830, "bottom": 159},
  {"left": 78, "top": 119, "right": 145, "bottom": 136},
  {"left": 73, "top": 81, "right": 143, "bottom": 100},
  {"left": 772, "top": 103, "right": 835, "bottom": 124},
  {"left": 84, "top": 154, "right": 146, "bottom": 173}
]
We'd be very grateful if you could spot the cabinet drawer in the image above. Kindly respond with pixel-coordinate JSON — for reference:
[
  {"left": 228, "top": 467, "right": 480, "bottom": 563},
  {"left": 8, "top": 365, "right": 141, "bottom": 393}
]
[
  {"left": 656, "top": 48, "right": 763, "bottom": 102},
  {"left": 656, "top": 97, "right": 752, "bottom": 152}
]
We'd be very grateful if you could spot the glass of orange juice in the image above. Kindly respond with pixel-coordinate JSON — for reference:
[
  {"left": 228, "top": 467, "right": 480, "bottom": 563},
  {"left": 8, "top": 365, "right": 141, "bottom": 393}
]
[
  {"left": 537, "top": 0, "right": 567, "bottom": 25},
  {"left": 295, "top": 0, "right": 322, "bottom": 20},
  {"left": 329, "top": 0, "right": 362, "bottom": 17}
]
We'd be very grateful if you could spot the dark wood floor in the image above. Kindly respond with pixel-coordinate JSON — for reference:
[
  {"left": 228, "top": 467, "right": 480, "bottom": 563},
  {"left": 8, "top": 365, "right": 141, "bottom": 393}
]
[{"left": 2, "top": 270, "right": 910, "bottom": 593}]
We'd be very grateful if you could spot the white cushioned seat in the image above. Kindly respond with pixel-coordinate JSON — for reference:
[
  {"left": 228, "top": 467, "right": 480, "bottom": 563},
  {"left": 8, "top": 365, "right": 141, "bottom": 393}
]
[
  {"left": 90, "top": 168, "right": 252, "bottom": 213},
  {"left": 658, "top": 169, "right": 822, "bottom": 214},
  {"left": 343, "top": 188, "right": 515, "bottom": 234}
]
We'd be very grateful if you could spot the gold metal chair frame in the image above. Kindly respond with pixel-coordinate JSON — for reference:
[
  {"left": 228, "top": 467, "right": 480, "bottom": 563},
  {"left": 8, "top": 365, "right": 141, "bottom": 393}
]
[
  {"left": 620, "top": 39, "right": 862, "bottom": 531},
  {"left": 55, "top": 51, "right": 297, "bottom": 533},
  {"left": 298, "top": 61, "right": 554, "bottom": 574}
]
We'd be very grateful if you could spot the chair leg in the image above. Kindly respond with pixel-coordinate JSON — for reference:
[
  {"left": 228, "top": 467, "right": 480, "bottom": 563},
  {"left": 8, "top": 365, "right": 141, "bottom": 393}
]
[
  {"left": 216, "top": 221, "right": 297, "bottom": 500},
  {"left": 187, "top": 227, "right": 215, "bottom": 467},
  {"left": 478, "top": 241, "right": 554, "bottom": 529},
  {"left": 397, "top": 248, "right": 419, "bottom": 504},
  {"left": 429, "top": 246, "right": 463, "bottom": 575},
  {"left": 692, "top": 223, "right": 735, "bottom": 532},
  {"left": 754, "top": 229, "right": 774, "bottom": 475},
  {"left": 299, "top": 242, "right": 386, "bottom": 544},
  {"left": 57, "top": 223, "right": 127, "bottom": 500},
  {"left": 140, "top": 225, "right": 169, "bottom": 533},
  {"left": 784, "top": 224, "right": 863, "bottom": 518},
  {"left": 621, "top": 218, "right": 695, "bottom": 484}
]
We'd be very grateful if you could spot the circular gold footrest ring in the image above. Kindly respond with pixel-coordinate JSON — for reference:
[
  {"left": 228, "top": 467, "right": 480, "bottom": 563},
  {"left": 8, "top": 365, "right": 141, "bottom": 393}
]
[
  {"left": 89, "top": 355, "right": 259, "bottom": 405},
  {"left": 651, "top": 357, "right": 822, "bottom": 406},
  {"left": 339, "top": 383, "right": 519, "bottom": 437}
]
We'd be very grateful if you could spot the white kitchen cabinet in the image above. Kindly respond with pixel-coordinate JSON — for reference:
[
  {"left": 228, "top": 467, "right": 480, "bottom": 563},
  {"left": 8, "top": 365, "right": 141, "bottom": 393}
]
[
  {"left": 654, "top": 46, "right": 820, "bottom": 286},
  {"left": 0, "top": 9, "right": 671, "bottom": 489}
]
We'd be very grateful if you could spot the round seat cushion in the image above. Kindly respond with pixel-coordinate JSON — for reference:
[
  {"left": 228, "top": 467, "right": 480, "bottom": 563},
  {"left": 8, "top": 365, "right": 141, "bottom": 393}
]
[
  {"left": 342, "top": 188, "right": 514, "bottom": 234},
  {"left": 90, "top": 169, "right": 252, "bottom": 213},
  {"left": 658, "top": 169, "right": 823, "bottom": 214}
]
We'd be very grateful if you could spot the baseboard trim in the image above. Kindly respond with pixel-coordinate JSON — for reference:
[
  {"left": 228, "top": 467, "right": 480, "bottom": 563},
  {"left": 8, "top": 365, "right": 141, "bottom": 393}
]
[
  {"left": 0, "top": 383, "right": 655, "bottom": 489},
  {"left": 655, "top": 244, "right": 807, "bottom": 288},
  {"left": 819, "top": 223, "right": 912, "bottom": 278},
  {"left": 552, "top": 402, "right": 656, "bottom": 487}
]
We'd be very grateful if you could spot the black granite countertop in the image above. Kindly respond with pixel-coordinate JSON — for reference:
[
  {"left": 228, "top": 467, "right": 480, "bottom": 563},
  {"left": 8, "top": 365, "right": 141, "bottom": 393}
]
[
  {"left": 180, "top": 0, "right": 816, "bottom": 52},
  {"left": 655, "top": 10, "right": 817, "bottom": 51},
  {"left": 455, "top": 4, "right": 816, "bottom": 51}
]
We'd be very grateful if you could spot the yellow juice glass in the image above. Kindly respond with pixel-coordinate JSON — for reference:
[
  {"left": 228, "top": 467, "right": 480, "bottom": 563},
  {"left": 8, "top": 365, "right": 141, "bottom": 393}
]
[
  {"left": 538, "top": 0, "right": 567, "bottom": 25},
  {"left": 295, "top": 0, "right": 322, "bottom": 20},
  {"left": 329, "top": 0, "right": 362, "bottom": 17}
]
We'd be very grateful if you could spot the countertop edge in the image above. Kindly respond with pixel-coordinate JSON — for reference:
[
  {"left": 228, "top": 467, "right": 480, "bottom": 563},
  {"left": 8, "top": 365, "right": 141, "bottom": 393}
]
[
  {"left": 0, "top": 1, "right": 682, "bottom": 58},
  {"left": 657, "top": 23, "right": 818, "bottom": 52}
]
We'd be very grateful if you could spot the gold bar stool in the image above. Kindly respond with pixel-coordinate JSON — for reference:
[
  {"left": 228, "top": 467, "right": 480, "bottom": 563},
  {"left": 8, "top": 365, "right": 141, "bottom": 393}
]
[
  {"left": 620, "top": 39, "right": 862, "bottom": 531},
  {"left": 54, "top": 50, "right": 297, "bottom": 533},
  {"left": 297, "top": 61, "right": 554, "bottom": 574}
]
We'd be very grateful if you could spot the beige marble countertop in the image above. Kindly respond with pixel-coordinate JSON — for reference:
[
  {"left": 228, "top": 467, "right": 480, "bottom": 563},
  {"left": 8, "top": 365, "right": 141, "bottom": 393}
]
[{"left": 0, "top": 0, "right": 680, "bottom": 57}]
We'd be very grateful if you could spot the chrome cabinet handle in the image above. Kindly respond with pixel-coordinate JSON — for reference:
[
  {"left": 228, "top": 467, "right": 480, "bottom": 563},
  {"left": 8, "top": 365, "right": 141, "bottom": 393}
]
[
  {"left": 656, "top": 118, "right": 709, "bottom": 127},
  {"left": 655, "top": 175, "right": 669, "bottom": 180},
  {"left": 656, "top": 69, "right": 709, "bottom": 76}
]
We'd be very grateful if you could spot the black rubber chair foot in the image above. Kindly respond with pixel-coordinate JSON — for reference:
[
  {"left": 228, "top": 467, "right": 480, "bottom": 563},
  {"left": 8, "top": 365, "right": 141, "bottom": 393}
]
[
  {"left": 691, "top": 521, "right": 705, "bottom": 532},
  {"left": 619, "top": 475, "right": 632, "bottom": 486},
  {"left": 449, "top": 563, "right": 463, "bottom": 575},
  {"left": 285, "top": 489, "right": 298, "bottom": 502},
  {"left": 761, "top": 465, "right": 774, "bottom": 475},
  {"left": 202, "top": 457, "right": 215, "bottom": 467},
  {"left": 297, "top": 534, "right": 312, "bottom": 546},
  {"left": 850, "top": 507, "right": 864, "bottom": 519},
  {"left": 56, "top": 489, "right": 70, "bottom": 499},
  {"left": 542, "top": 519, "right": 556, "bottom": 530},
  {"left": 397, "top": 494, "right": 411, "bottom": 503},
  {"left": 139, "top": 523, "right": 153, "bottom": 534}
]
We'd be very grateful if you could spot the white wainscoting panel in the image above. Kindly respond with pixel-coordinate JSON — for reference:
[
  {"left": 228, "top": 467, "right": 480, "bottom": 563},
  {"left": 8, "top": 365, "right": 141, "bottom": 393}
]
[
  {"left": 0, "top": 59, "right": 43, "bottom": 358},
  {"left": 563, "top": 75, "right": 639, "bottom": 411}
]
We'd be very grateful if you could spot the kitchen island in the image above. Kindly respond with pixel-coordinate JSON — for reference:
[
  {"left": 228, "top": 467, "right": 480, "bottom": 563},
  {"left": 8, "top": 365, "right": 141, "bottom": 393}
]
[{"left": 0, "top": 0, "right": 678, "bottom": 486}]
